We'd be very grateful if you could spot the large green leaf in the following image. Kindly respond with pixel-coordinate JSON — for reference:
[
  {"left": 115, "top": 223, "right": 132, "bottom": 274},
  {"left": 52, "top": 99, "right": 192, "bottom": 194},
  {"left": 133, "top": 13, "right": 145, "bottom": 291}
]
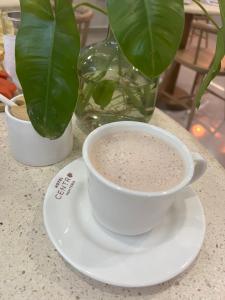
[
  {"left": 107, "top": 0, "right": 184, "bottom": 77},
  {"left": 16, "top": 0, "right": 80, "bottom": 138}
]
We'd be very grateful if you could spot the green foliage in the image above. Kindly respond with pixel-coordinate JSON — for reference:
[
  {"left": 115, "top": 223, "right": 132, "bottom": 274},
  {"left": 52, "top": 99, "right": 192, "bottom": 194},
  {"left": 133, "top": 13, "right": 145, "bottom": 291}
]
[
  {"left": 16, "top": 0, "right": 80, "bottom": 138},
  {"left": 194, "top": 0, "right": 225, "bottom": 107},
  {"left": 195, "top": 28, "right": 225, "bottom": 107},
  {"left": 107, "top": 0, "right": 184, "bottom": 77},
  {"left": 16, "top": 0, "right": 225, "bottom": 137},
  {"left": 93, "top": 80, "right": 117, "bottom": 109},
  {"left": 15, "top": 0, "right": 187, "bottom": 137}
]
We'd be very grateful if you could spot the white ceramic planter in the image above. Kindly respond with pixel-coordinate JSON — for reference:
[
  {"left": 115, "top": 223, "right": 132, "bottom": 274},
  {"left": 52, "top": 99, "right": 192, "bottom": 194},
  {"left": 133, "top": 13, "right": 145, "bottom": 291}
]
[{"left": 5, "top": 94, "right": 73, "bottom": 166}]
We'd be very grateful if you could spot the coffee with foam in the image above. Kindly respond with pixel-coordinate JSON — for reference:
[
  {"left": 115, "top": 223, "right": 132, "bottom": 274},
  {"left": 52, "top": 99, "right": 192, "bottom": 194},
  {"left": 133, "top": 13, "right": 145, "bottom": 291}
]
[{"left": 89, "top": 130, "right": 185, "bottom": 192}]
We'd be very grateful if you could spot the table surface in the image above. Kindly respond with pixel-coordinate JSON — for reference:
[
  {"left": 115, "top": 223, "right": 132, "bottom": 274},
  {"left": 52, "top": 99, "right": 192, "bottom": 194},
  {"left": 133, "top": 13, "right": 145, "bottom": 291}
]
[
  {"left": 184, "top": 2, "right": 220, "bottom": 15},
  {"left": 0, "top": 109, "right": 225, "bottom": 299}
]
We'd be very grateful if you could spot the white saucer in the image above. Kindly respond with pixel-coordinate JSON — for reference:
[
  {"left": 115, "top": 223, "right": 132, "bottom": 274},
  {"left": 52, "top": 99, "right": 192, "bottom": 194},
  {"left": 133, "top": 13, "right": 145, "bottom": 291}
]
[{"left": 43, "top": 158, "right": 205, "bottom": 287}]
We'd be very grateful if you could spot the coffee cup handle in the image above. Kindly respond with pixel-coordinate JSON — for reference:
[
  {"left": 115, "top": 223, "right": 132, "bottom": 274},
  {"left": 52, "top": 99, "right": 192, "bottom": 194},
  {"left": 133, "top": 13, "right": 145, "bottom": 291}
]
[{"left": 190, "top": 152, "right": 207, "bottom": 184}]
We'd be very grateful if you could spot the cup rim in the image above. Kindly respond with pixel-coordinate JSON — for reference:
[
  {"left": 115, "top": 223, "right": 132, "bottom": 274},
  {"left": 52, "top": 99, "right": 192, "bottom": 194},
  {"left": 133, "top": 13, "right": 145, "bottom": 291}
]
[
  {"left": 5, "top": 94, "right": 31, "bottom": 125},
  {"left": 82, "top": 121, "right": 194, "bottom": 197}
]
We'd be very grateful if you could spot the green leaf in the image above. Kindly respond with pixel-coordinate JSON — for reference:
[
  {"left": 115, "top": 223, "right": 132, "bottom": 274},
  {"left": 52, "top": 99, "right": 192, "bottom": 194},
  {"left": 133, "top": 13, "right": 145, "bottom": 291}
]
[
  {"left": 194, "top": 0, "right": 225, "bottom": 108},
  {"left": 195, "top": 28, "right": 225, "bottom": 108},
  {"left": 92, "top": 80, "right": 116, "bottom": 109},
  {"left": 16, "top": 0, "right": 80, "bottom": 138},
  {"left": 107, "top": 0, "right": 184, "bottom": 77}
]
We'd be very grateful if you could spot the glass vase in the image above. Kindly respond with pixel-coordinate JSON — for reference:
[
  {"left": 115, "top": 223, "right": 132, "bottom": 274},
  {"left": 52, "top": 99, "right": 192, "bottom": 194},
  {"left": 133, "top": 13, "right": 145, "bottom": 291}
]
[{"left": 75, "top": 33, "right": 159, "bottom": 133}]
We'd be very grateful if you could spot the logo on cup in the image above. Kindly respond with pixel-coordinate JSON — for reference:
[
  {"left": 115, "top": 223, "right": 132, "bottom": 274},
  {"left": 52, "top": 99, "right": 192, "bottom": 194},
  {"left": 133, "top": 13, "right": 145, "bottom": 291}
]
[{"left": 54, "top": 173, "right": 75, "bottom": 199}]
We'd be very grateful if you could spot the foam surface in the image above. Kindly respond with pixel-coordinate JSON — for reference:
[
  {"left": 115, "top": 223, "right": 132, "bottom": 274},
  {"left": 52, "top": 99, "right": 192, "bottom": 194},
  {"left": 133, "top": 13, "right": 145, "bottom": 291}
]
[{"left": 89, "top": 130, "right": 185, "bottom": 192}]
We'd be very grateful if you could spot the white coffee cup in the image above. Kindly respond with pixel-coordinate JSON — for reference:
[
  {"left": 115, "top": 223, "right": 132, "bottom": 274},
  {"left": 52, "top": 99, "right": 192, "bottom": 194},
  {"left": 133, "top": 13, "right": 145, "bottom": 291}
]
[
  {"left": 5, "top": 94, "right": 73, "bottom": 166},
  {"left": 83, "top": 121, "right": 207, "bottom": 236}
]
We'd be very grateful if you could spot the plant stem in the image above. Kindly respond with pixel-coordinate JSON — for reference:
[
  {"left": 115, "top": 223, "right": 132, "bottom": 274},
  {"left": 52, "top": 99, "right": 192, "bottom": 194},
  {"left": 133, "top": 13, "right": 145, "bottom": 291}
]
[
  {"left": 118, "top": 48, "right": 123, "bottom": 77},
  {"left": 107, "top": 26, "right": 116, "bottom": 40},
  {"left": 121, "top": 82, "right": 145, "bottom": 115},
  {"left": 73, "top": 2, "right": 107, "bottom": 15},
  {"left": 76, "top": 82, "right": 95, "bottom": 116},
  {"left": 192, "top": 0, "right": 220, "bottom": 30}
]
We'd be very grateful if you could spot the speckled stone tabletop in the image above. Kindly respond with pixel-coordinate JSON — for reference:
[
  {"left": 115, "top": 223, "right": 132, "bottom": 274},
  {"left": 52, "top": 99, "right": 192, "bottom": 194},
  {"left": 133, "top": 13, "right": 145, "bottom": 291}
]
[{"left": 0, "top": 109, "right": 225, "bottom": 300}]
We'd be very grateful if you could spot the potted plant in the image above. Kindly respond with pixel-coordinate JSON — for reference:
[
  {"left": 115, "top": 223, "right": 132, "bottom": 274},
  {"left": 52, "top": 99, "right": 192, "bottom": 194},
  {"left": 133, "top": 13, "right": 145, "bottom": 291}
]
[
  {"left": 14, "top": 0, "right": 225, "bottom": 140},
  {"left": 75, "top": 28, "right": 160, "bottom": 133},
  {"left": 5, "top": 94, "right": 73, "bottom": 166},
  {"left": 14, "top": 0, "right": 185, "bottom": 139},
  {"left": 4, "top": 0, "right": 79, "bottom": 166},
  {"left": 76, "top": 0, "right": 225, "bottom": 131}
]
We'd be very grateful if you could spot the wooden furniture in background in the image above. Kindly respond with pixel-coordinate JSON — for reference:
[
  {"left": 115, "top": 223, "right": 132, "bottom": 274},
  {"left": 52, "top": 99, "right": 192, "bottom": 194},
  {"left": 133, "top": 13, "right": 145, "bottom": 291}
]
[
  {"left": 183, "top": 22, "right": 225, "bottom": 129},
  {"left": 171, "top": 21, "right": 225, "bottom": 129},
  {"left": 159, "top": 3, "right": 220, "bottom": 109},
  {"left": 189, "top": 15, "right": 210, "bottom": 48}
]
